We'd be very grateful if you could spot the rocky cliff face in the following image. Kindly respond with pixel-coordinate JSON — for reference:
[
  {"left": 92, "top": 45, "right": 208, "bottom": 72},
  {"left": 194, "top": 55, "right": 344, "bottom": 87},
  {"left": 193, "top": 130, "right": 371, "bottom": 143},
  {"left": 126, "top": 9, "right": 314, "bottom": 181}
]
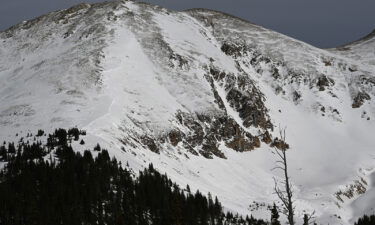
[{"left": 1, "top": 1, "right": 375, "bottom": 224}]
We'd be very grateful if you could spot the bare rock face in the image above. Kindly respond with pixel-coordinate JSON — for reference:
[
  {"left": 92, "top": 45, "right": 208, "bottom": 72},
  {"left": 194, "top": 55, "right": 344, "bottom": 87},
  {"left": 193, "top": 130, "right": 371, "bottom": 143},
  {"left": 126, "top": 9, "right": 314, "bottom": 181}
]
[
  {"left": 270, "top": 137, "right": 290, "bottom": 150},
  {"left": 208, "top": 66, "right": 273, "bottom": 130},
  {"left": 221, "top": 42, "right": 249, "bottom": 58},
  {"left": 160, "top": 110, "right": 270, "bottom": 159},
  {"left": 352, "top": 92, "right": 371, "bottom": 108},
  {"left": 144, "top": 62, "right": 275, "bottom": 159},
  {"left": 316, "top": 75, "right": 335, "bottom": 91},
  {"left": 141, "top": 136, "right": 160, "bottom": 153},
  {"left": 168, "top": 130, "right": 182, "bottom": 147}
]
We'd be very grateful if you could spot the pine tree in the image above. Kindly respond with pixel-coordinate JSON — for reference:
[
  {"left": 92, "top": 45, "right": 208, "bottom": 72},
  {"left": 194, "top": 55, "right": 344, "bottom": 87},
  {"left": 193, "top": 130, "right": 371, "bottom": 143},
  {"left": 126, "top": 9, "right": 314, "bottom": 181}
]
[
  {"left": 303, "top": 214, "right": 309, "bottom": 225},
  {"left": 94, "top": 143, "right": 101, "bottom": 151},
  {"left": 36, "top": 129, "right": 44, "bottom": 137},
  {"left": 270, "top": 203, "right": 281, "bottom": 225}
]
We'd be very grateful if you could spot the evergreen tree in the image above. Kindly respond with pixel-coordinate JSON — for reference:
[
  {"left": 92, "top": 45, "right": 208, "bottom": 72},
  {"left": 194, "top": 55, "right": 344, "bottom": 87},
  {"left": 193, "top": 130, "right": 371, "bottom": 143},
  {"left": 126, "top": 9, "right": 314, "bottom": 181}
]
[
  {"left": 270, "top": 203, "right": 281, "bottom": 225},
  {"left": 36, "top": 129, "right": 44, "bottom": 137},
  {"left": 303, "top": 214, "right": 309, "bottom": 225},
  {"left": 94, "top": 143, "right": 101, "bottom": 151}
]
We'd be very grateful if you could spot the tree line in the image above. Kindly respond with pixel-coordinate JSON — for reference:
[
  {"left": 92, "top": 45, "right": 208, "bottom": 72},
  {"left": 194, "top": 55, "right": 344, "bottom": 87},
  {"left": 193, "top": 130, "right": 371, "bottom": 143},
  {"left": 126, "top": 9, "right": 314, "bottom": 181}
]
[
  {"left": 0, "top": 128, "right": 373, "bottom": 225},
  {"left": 355, "top": 214, "right": 375, "bottom": 225},
  {"left": 0, "top": 128, "right": 267, "bottom": 225}
]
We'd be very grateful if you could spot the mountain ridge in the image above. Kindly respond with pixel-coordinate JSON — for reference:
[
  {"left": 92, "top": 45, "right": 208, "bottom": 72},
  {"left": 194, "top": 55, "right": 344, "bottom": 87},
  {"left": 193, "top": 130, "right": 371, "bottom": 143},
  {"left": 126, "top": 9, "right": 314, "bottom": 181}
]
[
  {"left": 334, "top": 29, "right": 375, "bottom": 49},
  {"left": 2, "top": 1, "right": 373, "bottom": 50}
]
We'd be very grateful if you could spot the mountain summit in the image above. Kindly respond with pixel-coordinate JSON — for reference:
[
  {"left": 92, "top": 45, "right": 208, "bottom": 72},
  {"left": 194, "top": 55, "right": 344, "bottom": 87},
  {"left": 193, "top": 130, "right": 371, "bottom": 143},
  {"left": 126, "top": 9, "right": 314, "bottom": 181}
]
[{"left": 1, "top": 1, "right": 375, "bottom": 224}]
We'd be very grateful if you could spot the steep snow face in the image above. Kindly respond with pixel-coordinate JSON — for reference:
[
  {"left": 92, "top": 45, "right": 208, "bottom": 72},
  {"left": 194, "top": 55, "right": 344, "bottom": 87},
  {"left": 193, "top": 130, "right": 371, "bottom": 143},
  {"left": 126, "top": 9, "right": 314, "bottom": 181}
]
[
  {"left": 187, "top": 9, "right": 375, "bottom": 119},
  {"left": 1, "top": 1, "right": 375, "bottom": 224},
  {"left": 0, "top": 2, "right": 119, "bottom": 137}
]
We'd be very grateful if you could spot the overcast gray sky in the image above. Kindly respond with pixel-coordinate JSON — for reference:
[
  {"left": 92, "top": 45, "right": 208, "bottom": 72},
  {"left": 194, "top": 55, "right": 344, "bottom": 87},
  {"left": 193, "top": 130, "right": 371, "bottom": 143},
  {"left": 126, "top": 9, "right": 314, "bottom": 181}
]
[{"left": 0, "top": 0, "right": 374, "bottom": 48}]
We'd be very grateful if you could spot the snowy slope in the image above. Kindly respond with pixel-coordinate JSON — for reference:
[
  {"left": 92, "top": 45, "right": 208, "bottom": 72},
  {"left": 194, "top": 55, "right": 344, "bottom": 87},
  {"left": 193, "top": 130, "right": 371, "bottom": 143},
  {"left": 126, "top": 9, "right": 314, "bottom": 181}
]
[{"left": 1, "top": 1, "right": 375, "bottom": 224}]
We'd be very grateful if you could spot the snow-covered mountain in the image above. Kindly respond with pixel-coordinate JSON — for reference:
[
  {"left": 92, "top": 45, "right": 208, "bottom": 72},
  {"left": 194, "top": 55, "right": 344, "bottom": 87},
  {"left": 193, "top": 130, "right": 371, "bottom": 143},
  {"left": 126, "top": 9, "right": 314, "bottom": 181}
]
[{"left": 1, "top": 1, "right": 375, "bottom": 224}]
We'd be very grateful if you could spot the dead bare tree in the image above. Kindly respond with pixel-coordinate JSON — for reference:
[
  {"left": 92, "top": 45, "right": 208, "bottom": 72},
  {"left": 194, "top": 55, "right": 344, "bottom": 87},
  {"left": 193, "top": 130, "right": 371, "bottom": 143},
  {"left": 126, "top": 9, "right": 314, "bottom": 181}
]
[{"left": 272, "top": 128, "right": 295, "bottom": 225}]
